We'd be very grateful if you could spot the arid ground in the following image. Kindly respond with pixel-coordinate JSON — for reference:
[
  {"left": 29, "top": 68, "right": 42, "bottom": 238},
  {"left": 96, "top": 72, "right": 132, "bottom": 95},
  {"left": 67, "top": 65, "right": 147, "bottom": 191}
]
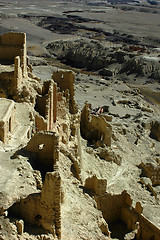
[{"left": 0, "top": 0, "right": 160, "bottom": 239}]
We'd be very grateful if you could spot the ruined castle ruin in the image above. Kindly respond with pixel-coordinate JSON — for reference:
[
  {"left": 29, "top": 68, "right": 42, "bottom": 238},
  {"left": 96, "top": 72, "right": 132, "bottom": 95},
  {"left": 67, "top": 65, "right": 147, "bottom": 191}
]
[{"left": 0, "top": 32, "right": 160, "bottom": 240}]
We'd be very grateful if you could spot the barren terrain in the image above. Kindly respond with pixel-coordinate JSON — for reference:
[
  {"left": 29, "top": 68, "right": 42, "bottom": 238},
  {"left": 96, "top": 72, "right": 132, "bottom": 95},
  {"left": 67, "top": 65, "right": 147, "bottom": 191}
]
[{"left": 0, "top": 0, "right": 160, "bottom": 240}]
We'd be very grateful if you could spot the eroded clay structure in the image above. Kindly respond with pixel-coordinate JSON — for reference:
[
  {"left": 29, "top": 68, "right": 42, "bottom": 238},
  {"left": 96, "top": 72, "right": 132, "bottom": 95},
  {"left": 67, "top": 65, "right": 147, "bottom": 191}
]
[
  {"left": 85, "top": 176, "right": 160, "bottom": 240},
  {"left": 52, "top": 69, "right": 77, "bottom": 114},
  {"left": 0, "top": 98, "right": 15, "bottom": 143},
  {"left": 0, "top": 32, "right": 28, "bottom": 96},
  {"left": 35, "top": 80, "right": 58, "bottom": 132},
  {"left": 0, "top": 32, "right": 160, "bottom": 240},
  {"left": 80, "top": 102, "right": 112, "bottom": 146},
  {"left": 0, "top": 32, "right": 81, "bottom": 240},
  {"left": 9, "top": 170, "right": 61, "bottom": 239}
]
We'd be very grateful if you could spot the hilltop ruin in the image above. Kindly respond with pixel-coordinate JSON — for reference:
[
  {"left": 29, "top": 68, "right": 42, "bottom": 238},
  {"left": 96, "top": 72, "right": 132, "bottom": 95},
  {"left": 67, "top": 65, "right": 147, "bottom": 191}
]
[{"left": 0, "top": 32, "right": 160, "bottom": 240}]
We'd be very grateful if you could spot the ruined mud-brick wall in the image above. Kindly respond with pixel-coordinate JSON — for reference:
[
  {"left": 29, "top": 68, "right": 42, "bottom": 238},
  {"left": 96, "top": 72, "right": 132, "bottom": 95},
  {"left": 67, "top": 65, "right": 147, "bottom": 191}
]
[
  {"left": 0, "top": 99, "right": 15, "bottom": 143},
  {"left": 8, "top": 131, "right": 62, "bottom": 238},
  {"left": 80, "top": 102, "right": 112, "bottom": 146},
  {"left": 34, "top": 69, "right": 81, "bottom": 183},
  {"left": 35, "top": 114, "right": 48, "bottom": 132},
  {"left": 0, "top": 32, "right": 28, "bottom": 96},
  {"left": 35, "top": 80, "right": 57, "bottom": 132},
  {"left": 9, "top": 170, "right": 61, "bottom": 239},
  {"left": 35, "top": 71, "right": 80, "bottom": 149},
  {"left": 94, "top": 188, "right": 160, "bottom": 240},
  {"left": 13, "top": 56, "right": 22, "bottom": 89},
  {"left": 53, "top": 77, "right": 82, "bottom": 178},
  {"left": 24, "top": 131, "right": 59, "bottom": 173},
  {"left": 96, "top": 191, "right": 126, "bottom": 223},
  {"left": 42, "top": 80, "right": 57, "bottom": 129},
  {"left": 0, "top": 56, "right": 23, "bottom": 93},
  {"left": 84, "top": 175, "right": 124, "bottom": 224},
  {"left": 84, "top": 175, "right": 107, "bottom": 196},
  {"left": 50, "top": 70, "right": 82, "bottom": 180},
  {"left": 0, "top": 32, "right": 27, "bottom": 77},
  {"left": 54, "top": 89, "right": 72, "bottom": 145},
  {"left": 121, "top": 194, "right": 160, "bottom": 240},
  {"left": 52, "top": 69, "right": 77, "bottom": 114}
]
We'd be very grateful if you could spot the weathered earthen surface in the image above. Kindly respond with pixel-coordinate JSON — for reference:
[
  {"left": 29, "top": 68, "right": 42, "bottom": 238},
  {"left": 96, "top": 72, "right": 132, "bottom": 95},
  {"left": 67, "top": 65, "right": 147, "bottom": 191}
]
[{"left": 0, "top": 15, "right": 160, "bottom": 240}]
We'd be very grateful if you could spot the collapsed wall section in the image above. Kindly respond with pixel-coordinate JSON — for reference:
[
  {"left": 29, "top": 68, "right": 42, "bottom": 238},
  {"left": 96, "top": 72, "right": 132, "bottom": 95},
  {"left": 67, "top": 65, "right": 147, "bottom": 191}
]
[
  {"left": 52, "top": 69, "right": 77, "bottom": 114},
  {"left": 9, "top": 170, "right": 61, "bottom": 239},
  {"left": 139, "top": 161, "right": 160, "bottom": 186},
  {"left": 0, "top": 32, "right": 27, "bottom": 77},
  {"left": 84, "top": 175, "right": 160, "bottom": 240},
  {"left": 24, "top": 131, "right": 59, "bottom": 174},
  {"left": 0, "top": 32, "right": 25, "bottom": 63},
  {"left": 121, "top": 195, "right": 160, "bottom": 240},
  {"left": 0, "top": 59, "right": 22, "bottom": 94},
  {"left": 0, "top": 32, "right": 29, "bottom": 97},
  {"left": 8, "top": 128, "right": 62, "bottom": 238},
  {"left": 80, "top": 102, "right": 112, "bottom": 146},
  {"left": 0, "top": 98, "right": 15, "bottom": 143},
  {"left": 94, "top": 188, "right": 160, "bottom": 240},
  {"left": 97, "top": 191, "right": 126, "bottom": 224},
  {"left": 35, "top": 80, "right": 57, "bottom": 132}
]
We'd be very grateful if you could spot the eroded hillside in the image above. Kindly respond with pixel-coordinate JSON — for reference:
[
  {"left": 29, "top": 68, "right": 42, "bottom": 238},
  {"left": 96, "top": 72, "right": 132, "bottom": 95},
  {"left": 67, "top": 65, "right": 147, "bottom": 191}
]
[
  {"left": 0, "top": 31, "right": 159, "bottom": 240},
  {"left": 0, "top": 1, "right": 160, "bottom": 240}
]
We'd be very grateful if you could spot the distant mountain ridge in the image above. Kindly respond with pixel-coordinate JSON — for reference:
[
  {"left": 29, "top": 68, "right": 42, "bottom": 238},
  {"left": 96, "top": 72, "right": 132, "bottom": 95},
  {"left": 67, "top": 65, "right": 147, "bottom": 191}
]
[
  {"left": 106, "top": 0, "right": 159, "bottom": 4},
  {"left": 80, "top": 0, "right": 159, "bottom": 5}
]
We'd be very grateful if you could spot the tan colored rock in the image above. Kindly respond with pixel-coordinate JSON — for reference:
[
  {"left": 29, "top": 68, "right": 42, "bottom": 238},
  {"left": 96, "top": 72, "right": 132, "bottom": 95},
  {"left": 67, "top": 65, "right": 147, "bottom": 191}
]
[
  {"left": 84, "top": 175, "right": 107, "bottom": 195},
  {"left": 16, "top": 219, "right": 24, "bottom": 235},
  {"left": 139, "top": 161, "right": 160, "bottom": 186}
]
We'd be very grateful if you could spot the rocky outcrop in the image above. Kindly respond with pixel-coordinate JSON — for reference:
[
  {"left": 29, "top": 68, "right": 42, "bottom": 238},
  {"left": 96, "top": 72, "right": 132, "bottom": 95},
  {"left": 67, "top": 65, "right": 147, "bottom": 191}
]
[
  {"left": 47, "top": 39, "right": 160, "bottom": 80},
  {"left": 139, "top": 160, "right": 160, "bottom": 186},
  {"left": 150, "top": 120, "right": 160, "bottom": 141},
  {"left": 46, "top": 39, "right": 126, "bottom": 71},
  {"left": 84, "top": 175, "right": 107, "bottom": 195}
]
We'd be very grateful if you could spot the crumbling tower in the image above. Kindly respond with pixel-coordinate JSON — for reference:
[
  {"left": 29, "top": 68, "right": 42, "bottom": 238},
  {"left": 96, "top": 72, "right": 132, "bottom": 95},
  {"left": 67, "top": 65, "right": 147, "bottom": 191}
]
[{"left": 0, "top": 32, "right": 28, "bottom": 95}]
